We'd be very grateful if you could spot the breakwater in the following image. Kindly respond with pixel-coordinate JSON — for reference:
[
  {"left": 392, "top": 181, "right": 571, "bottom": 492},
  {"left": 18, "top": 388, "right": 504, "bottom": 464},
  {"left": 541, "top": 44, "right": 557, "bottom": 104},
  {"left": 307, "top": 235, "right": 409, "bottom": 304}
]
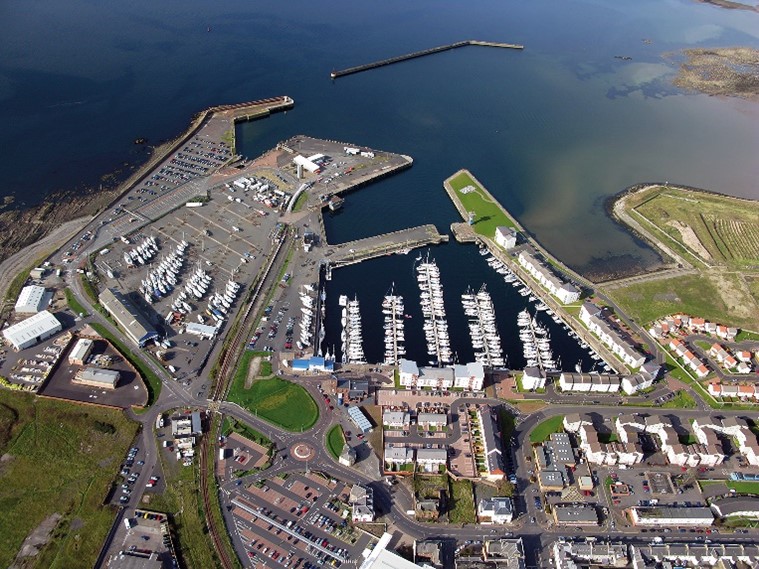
[{"left": 330, "top": 40, "right": 523, "bottom": 79}]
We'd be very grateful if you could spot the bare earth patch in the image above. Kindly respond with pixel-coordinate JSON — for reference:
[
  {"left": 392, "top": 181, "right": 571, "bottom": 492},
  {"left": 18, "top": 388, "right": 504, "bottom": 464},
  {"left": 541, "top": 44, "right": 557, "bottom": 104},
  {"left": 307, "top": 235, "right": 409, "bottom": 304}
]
[
  {"left": 667, "top": 220, "right": 712, "bottom": 261},
  {"left": 245, "top": 356, "right": 262, "bottom": 389},
  {"left": 11, "top": 513, "right": 62, "bottom": 567}
]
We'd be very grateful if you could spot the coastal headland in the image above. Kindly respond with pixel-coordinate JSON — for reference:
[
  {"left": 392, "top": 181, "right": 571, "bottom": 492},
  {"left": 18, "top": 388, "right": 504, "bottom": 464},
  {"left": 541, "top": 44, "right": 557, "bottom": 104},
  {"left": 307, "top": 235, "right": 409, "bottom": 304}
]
[{"left": 607, "top": 184, "right": 759, "bottom": 330}]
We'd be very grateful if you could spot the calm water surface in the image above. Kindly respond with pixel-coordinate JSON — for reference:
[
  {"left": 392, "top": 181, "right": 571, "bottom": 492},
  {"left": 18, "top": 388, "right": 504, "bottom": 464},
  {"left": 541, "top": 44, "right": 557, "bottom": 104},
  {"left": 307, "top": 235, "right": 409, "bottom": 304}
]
[{"left": 1, "top": 0, "right": 757, "bottom": 285}]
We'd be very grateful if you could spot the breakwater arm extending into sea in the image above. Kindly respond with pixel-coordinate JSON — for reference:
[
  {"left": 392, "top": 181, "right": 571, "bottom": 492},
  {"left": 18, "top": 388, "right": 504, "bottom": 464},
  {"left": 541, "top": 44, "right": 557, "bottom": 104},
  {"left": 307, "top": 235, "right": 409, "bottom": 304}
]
[{"left": 330, "top": 40, "right": 523, "bottom": 79}]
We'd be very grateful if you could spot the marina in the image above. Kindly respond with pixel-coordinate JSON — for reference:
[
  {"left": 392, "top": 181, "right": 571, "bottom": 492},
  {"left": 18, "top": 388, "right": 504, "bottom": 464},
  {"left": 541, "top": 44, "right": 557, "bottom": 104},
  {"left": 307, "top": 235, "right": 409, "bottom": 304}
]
[
  {"left": 415, "top": 255, "right": 453, "bottom": 366},
  {"left": 382, "top": 286, "right": 406, "bottom": 366},
  {"left": 461, "top": 285, "right": 505, "bottom": 368},
  {"left": 339, "top": 295, "right": 366, "bottom": 364}
]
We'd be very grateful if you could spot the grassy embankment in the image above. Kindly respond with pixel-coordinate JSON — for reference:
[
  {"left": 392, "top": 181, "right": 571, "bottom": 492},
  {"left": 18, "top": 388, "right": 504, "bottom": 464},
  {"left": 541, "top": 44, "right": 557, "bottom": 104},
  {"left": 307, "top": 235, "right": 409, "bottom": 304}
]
[
  {"left": 228, "top": 352, "right": 319, "bottom": 432},
  {"left": 64, "top": 288, "right": 89, "bottom": 317},
  {"left": 0, "top": 391, "right": 137, "bottom": 569},
  {"left": 326, "top": 425, "right": 345, "bottom": 460},
  {"left": 529, "top": 415, "right": 565, "bottom": 444},
  {"left": 608, "top": 185, "right": 759, "bottom": 330}
]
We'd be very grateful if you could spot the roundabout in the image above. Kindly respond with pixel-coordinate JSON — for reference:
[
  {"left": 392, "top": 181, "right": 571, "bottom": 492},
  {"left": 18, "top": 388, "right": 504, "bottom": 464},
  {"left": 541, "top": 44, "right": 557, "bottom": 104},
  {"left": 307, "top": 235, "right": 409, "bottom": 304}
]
[{"left": 291, "top": 441, "right": 316, "bottom": 462}]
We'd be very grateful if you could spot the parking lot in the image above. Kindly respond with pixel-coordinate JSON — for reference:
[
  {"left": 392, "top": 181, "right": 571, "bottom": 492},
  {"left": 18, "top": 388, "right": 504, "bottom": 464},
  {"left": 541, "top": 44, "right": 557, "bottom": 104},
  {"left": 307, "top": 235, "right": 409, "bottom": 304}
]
[
  {"left": 225, "top": 471, "right": 374, "bottom": 568},
  {"left": 599, "top": 465, "right": 707, "bottom": 526}
]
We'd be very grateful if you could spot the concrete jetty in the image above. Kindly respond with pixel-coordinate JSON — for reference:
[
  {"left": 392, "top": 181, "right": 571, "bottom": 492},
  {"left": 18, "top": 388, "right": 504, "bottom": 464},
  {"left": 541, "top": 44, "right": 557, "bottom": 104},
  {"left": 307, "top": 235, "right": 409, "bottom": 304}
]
[
  {"left": 324, "top": 224, "right": 448, "bottom": 268},
  {"left": 330, "top": 40, "right": 523, "bottom": 79}
]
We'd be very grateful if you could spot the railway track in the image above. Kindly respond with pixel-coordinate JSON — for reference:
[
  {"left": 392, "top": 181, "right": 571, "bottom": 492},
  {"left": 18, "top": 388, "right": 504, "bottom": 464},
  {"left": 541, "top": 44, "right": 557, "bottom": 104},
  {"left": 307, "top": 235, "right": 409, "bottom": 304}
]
[{"left": 199, "top": 233, "right": 290, "bottom": 569}]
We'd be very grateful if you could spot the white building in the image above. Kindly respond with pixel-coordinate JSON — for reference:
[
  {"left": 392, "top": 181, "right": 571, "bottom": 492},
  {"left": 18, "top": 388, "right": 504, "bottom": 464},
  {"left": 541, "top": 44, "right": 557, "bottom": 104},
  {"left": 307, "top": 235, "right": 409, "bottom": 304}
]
[
  {"left": 494, "top": 227, "right": 517, "bottom": 250},
  {"left": 3, "top": 310, "right": 62, "bottom": 351},
  {"left": 521, "top": 367, "right": 546, "bottom": 391},
  {"left": 384, "top": 445, "right": 413, "bottom": 465},
  {"left": 15, "top": 285, "right": 51, "bottom": 314},
  {"left": 517, "top": 251, "right": 580, "bottom": 304},
  {"left": 185, "top": 322, "right": 218, "bottom": 339},
  {"left": 349, "top": 485, "right": 374, "bottom": 523},
  {"left": 68, "top": 337, "right": 94, "bottom": 365},
  {"left": 579, "top": 302, "right": 646, "bottom": 368},
  {"left": 416, "top": 448, "right": 448, "bottom": 472},
  {"left": 477, "top": 497, "right": 513, "bottom": 524},
  {"left": 710, "top": 497, "right": 759, "bottom": 521},
  {"left": 292, "top": 154, "right": 320, "bottom": 173},
  {"left": 621, "top": 373, "right": 654, "bottom": 395},
  {"left": 453, "top": 362, "right": 485, "bottom": 391},
  {"left": 558, "top": 372, "right": 621, "bottom": 393},
  {"left": 628, "top": 506, "right": 714, "bottom": 527},
  {"left": 348, "top": 406, "right": 373, "bottom": 433},
  {"left": 417, "top": 412, "right": 447, "bottom": 429},
  {"left": 398, "top": 359, "right": 454, "bottom": 389}
]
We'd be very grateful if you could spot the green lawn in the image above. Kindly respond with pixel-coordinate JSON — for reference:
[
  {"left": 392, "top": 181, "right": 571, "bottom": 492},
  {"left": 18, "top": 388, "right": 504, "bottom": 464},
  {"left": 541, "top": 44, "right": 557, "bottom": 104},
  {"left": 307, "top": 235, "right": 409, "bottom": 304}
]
[
  {"left": 64, "top": 288, "right": 89, "bottom": 317},
  {"left": 727, "top": 481, "right": 759, "bottom": 495},
  {"left": 448, "top": 478, "right": 476, "bottom": 524},
  {"left": 89, "top": 323, "right": 160, "bottom": 407},
  {"left": 661, "top": 390, "right": 697, "bottom": 409},
  {"left": 228, "top": 375, "right": 318, "bottom": 432},
  {"left": 0, "top": 391, "right": 138, "bottom": 569},
  {"left": 326, "top": 425, "right": 345, "bottom": 460},
  {"left": 529, "top": 415, "right": 565, "bottom": 444},
  {"left": 447, "top": 171, "right": 517, "bottom": 238}
]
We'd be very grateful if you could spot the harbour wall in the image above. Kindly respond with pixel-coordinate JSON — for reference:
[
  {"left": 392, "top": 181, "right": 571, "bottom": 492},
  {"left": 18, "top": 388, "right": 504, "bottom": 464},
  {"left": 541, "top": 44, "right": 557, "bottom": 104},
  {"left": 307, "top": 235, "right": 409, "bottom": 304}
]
[{"left": 330, "top": 40, "right": 523, "bottom": 79}]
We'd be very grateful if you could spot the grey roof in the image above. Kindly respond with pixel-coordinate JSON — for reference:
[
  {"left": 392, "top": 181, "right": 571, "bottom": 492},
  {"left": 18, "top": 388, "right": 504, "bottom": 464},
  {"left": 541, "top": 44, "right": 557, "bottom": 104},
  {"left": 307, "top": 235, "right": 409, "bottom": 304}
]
[
  {"left": 75, "top": 367, "right": 119, "bottom": 386},
  {"left": 417, "top": 412, "right": 447, "bottom": 425},
  {"left": 479, "top": 406, "right": 503, "bottom": 474},
  {"left": 479, "top": 497, "right": 513, "bottom": 517},
  {"left": 416, "top": 448, "right": 447, "bottom": 463},
  {"left": 399, "top": 359, "right": 419, "bottom": 375},
  {"left": 711, "top": 497, "right": 759, "bottom": 518},
  {"left": 546, "top": 432, "right": 575, "bottom": 465},
  {"left": 384, "top": 445, "right": 413, "bottom": 462},
  {"left": 99, "top": 288, "right": 157, "bottom": 346},
  {"left": 553, "top": 504, "right": 599, "bottom": 524},
  {"left": 539, "top": 470, "right": 566, "bottom": 487}
]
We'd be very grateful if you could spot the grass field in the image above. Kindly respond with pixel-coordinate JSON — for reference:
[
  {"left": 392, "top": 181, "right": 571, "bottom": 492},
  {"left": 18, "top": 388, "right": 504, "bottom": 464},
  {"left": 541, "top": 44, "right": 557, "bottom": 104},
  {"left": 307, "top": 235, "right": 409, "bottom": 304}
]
[
  {"left": 0, "top": 391, "right": 137, "bottom": 569},
  {"left": 326, "top": 425, "right": 345, "bottom": 459},
  {"left": 228, "top": 375, "right": 318, "bottom": 432},
  {"left": 529, "top": 415, "right": 565, "bottom": 443},
  {"left": 609, "top": 273, "right": 733, "bottom": 326},
  {"left": 447, "top": 171, "right": 517, "bottom": 238},
  {"left": 89, "top": 323, "right": 160, "bottom": 407},
  {"left": 448, "top": 478, "right": 476, "bottom": 524}
]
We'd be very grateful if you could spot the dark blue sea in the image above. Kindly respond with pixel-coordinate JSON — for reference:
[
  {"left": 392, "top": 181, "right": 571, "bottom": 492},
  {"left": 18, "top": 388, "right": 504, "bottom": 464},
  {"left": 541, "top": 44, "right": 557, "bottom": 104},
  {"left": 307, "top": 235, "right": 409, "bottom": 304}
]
[{"left": 2, "top": 0, "right": 758, "bottom": 364}]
